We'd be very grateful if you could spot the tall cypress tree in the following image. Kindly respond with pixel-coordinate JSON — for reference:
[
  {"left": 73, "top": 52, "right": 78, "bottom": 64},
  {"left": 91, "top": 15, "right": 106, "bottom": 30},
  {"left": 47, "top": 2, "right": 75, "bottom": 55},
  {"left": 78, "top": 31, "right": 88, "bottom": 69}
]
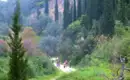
[
  {"left": 84, "top": 0, "right": 87, "bottom": 13},
  {"left": 44, "top": 0, "right": 49, "bottom": 15},
  {"left": 8, "top": 0, "right": 28, "bottom": 80},
  {"left": 96, "top": 0, "right": 104, "bottom": 20},
  {"left": 73, "top": 0, "right": 77, "bottom": 21},
  {"left": 69, "top": 7, "right": 73, "bottom": 23},
  {"left": 55, "top": 0, "right": 59, "bottom": 21},
  {"left": 82, "top": 0, "right": 86, "bottom": 14},
  {"left": 63, "top": 0, "right": 70, "bottom": 29},
  {"left": 118, "top": 0, "right": 128, "bottom": 25},
  {"left": 86, "top": 0, "right": 93, "bottom": 27},
  {"left": 77, "top": 0, "right": 82, "bottom": 18},
  {"left": 101, "top": 0, "right": 115, "bottom": 36}
]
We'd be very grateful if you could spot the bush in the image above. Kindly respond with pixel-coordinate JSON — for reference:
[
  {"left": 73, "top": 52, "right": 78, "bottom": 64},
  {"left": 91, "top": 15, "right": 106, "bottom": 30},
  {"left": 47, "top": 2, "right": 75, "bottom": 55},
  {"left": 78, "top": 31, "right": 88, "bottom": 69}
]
[
  {"left": 0, "top": 55, "right": 56, "bottom": 79},
  {"left": 57, "top": 38, "right": 73, "bottom": 61},
  {"left": 118, "top": 38, "right": 130, "bottom": 64},
  {"left": 39, "top": 21, "right": 62, "bottom": 56},
  {"left": 44, "top": 22, "right": 62, "bottom": 37},
  {"left": 28, "top": 56, "right": 56, "bottom": 77},
  {"left": 39, "top": 36, "right": 59, "bottom": 56},
  {"left": 22, "top": 27, "right": 39, "bottom": 55},
  {"left": 115, "top": 21, "right": 130, "bottom": 37},
  {"left": 31, "top": 14, "right": 52, "bottom": 35}
]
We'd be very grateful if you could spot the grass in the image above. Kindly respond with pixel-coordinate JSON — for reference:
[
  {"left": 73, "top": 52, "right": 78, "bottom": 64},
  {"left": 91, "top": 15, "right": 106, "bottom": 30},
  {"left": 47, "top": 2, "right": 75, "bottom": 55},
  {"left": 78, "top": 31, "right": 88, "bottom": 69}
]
[
  {"left": 56, "top": 64, "right": 112, "bottom": 80},
  {"left": 29, "top": 70, "right": 64, "bottom": 80}
]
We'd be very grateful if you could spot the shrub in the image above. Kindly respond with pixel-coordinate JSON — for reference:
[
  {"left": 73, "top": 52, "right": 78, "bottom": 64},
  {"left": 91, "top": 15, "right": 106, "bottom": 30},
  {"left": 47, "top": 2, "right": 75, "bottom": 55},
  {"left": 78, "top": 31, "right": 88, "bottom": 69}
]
[
  {"left": 22, "top": 27, "right": 37, "bottom": 43},
  {"left": 22, "top": 27, "right": 38, "bottom": 55},
  {"left": 44, "top": 22, "right": 62, "bottom": 37},
  {"left": 28, "top": 56, "right": 56, "bottom": 77},
  {"left": 118, "top": 38, "right": 130, "bottom": 63},
  {"left": 31, "top": 14, "right": 52, "bottom": 35},
  {"left": 115, "top": 21, "right": 130, "bottom": 37},
  {"left": 57, "top": 38, "right": 73, "bottom": 61},
  {"left": 39, "top": 36, "right": 60, "bottom": 56}
]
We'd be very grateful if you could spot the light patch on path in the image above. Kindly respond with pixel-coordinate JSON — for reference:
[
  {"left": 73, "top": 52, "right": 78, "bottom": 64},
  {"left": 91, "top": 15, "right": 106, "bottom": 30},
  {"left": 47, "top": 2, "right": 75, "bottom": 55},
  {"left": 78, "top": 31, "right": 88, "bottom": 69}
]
[
  {"left": 51, "top": 57, "right": 76, "bottom": 73},
  {"left": 50, "top": 57, "right": 76, "bottom": 80},
  {"left": 54, "top": 63, "right": 76, "bottom": 73},
  {"left": 51, "top": 63, "right": 76, "bottom": 80}
]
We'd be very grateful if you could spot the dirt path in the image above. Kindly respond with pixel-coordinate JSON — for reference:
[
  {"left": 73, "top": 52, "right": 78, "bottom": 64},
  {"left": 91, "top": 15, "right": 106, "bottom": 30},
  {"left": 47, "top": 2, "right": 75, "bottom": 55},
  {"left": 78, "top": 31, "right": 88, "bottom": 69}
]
[
  {"left": 50, "top": 57, "right": 76, "bottom": 80},
  {"left": 53, "top": 62, "right": 76, "bottom": 73}
]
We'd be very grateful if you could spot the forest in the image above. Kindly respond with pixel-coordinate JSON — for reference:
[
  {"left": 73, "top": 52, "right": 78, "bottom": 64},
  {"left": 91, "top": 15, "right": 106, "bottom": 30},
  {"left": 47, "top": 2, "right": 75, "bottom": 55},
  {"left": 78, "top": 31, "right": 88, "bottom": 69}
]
[{"left": 0, "top": 0, "right": 130, "bottom": 80}]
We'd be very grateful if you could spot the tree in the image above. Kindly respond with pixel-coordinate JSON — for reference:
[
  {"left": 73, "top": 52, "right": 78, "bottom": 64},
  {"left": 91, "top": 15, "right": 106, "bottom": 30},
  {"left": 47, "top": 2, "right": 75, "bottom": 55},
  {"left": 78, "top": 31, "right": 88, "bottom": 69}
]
[
  {"left": 63, "top": 0, "right": 70, "bottom": 29},
  {"left": 44, "top": 0, "right": 49, "bottom": 15},
  {"left": 118, "top": 0, "right": 128, "bottom": 25},
  {"left": 96, "top": 0, "right": 104, "bottom": 20},
  {"left": 73, "top": 0, "right": 77, "bottom": 21},
  {"left": 55, "top": 0, "right": 59, "bottom": 21},
  {"left": 69, "top": 7, "right": 73, "bottom": 24},
  {"left": 31, "top": 14, "right": 52, "bottom": 35},
  {"left": 8, "top": 1, "right": 28, "bottom": 80},
  {"left": 40, "top": 22, "right": 62, "bottom": 56},
  {"left": 77, "top": 0, "right": 82, "bottom": 18},
  {"left": 100, "top": 0, "right": 115, "bottom": 36},
  {"left": 81, "top": 0, "right": 86, "bottom": 14}
]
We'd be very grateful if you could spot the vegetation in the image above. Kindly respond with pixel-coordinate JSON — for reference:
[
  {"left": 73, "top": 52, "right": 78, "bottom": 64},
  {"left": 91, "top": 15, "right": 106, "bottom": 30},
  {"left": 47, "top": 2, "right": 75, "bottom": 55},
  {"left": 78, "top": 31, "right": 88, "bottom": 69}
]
[
  {"left": 0, "top": 0, "right": 130, "bottom": 80},
  {"left": 7, "top": 1, "right": 28, "bottom": 80}
]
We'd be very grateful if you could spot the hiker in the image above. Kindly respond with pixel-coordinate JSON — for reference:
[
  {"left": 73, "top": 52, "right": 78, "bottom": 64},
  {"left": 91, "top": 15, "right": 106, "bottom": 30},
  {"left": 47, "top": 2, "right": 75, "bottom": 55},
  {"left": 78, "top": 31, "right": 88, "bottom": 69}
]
[
  {"left": 56, "top": 58, "right": 60, "bottom": 67},
  {"left": 63, "top": 60, "right": 68, "bottom": 68}
]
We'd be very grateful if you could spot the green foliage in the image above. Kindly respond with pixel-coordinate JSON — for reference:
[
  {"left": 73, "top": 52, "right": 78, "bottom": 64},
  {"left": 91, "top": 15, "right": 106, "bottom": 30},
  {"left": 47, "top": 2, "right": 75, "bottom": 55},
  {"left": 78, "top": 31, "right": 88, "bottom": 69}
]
[
  {"left": 115, "top": 21, "right": 130, "bottom": 37},
  {"left": 100, "top": 0, "right": 115, "bottom": 36},
  {"left": 28, "top": 56, "right": 56, "bottom": 77},
  {"left": 8, "top": 1, "right": 28, "bottom": 80},
  {"left": 118, "top": 0, "right": 128, "bottom": 25},
  {"left": 0, "top": 55, "right": 57, "bottom": 80},
  {"left": 68, "top": 20, "right": 81, "bottom": 30},
  {"left": 119, "top": 39, "right": 130, "bottom": 58},
  {"left": 57, "top": 39, "right": 73, "bottom": 61},
  {"left": 36, "top": 1, "right": 44, "bottom": 6},
  {"left": 0, "top": 57, "right": 8, "bottom": 80},
  {"left": 64, "top": 16, "right": 85, "bottom": 41},
  {"left": 115, "top": 21, "right": 126, "bottom": 36},
  {"left": 63, "top": 15, "right": 97, "bottom": 65},
  {"left": 0, "top": 73, "right": 7, "bottom": 80},
  {"left": 79, "top": 24, "right": 130, "bottom": 67},
  {"left": 57, "top": 65, "right": 112, "bottom": 80},
  {"left": 80, "top": 15, "right": 90, "bottom": 30},
  {"left": 72, "top": 36, "right": 96, "bottom": 65},
  {"left": 91, "top": 36, "right": 121, "bottom": 62},
  {"left": 32, "top": 14, "right": 52, "bottom": 35}
]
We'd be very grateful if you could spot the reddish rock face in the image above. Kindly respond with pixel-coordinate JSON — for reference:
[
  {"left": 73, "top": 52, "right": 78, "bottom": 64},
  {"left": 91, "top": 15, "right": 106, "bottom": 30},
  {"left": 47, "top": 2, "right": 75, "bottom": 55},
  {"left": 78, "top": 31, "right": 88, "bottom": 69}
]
[{"left": 48, "top": 0, "right": 64, "bottom": 20}]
